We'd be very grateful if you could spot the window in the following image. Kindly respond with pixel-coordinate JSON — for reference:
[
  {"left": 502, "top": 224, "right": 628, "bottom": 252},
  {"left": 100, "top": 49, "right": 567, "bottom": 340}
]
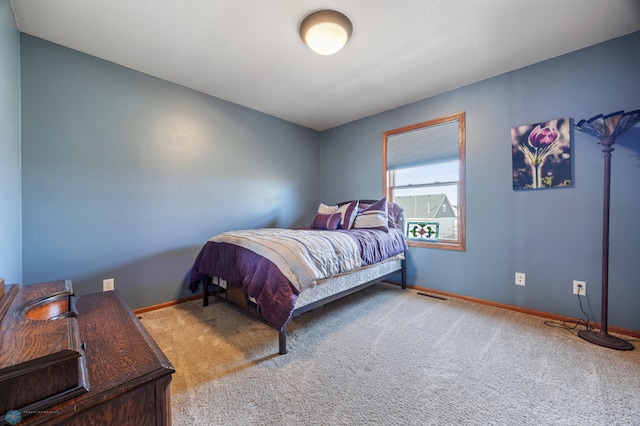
[{"left": 383, "top": 112, "right": 465, "bottom": 251}]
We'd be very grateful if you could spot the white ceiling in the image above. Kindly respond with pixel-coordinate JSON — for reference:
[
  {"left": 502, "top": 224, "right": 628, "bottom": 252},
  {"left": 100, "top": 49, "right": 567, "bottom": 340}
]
[{"left": 11, "top": 0, "right": 640, "bottom": 131}]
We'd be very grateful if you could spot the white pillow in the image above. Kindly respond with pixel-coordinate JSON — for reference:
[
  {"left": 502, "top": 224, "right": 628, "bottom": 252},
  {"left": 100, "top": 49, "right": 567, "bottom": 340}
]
[{"left": 318, "top": 203, "right": 339, "bottom": 214}]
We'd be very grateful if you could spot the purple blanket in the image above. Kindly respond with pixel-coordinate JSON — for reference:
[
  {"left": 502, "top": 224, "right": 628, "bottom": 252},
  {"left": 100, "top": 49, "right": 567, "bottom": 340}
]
[{"left": 189, "top": 228, "right": 407, "bottom": 331}]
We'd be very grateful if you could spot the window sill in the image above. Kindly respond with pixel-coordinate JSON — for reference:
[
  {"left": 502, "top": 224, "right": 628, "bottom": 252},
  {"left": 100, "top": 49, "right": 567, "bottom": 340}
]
[{"left": 406, "top": 240, "right": 465, "bottom": 251}]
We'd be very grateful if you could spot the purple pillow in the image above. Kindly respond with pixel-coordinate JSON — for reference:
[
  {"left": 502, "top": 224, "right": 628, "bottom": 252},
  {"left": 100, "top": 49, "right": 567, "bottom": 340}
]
[
  {"left": 353, "top": 198, "right": 389, "bottom": 232},
  {"left": 387, "top": 202, "right": 404, "bottom": 229},
  {"left": 336, "top": 201, "right": 359, "bottom": 229},
  {"left": 311, "top": 213, "right": 341, "bottom": 230}
]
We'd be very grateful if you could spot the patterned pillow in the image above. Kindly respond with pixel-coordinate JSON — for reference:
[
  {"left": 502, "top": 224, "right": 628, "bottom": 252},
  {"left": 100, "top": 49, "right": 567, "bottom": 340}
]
[
  {"left": 311, "top": 213, "right": 341, "bottom": 230},
  {"left": 353, "top": 198, "right": 389, "bottom": 232},
  {"left": 336, "top": 200, "right": 359, "bottom": 229}
]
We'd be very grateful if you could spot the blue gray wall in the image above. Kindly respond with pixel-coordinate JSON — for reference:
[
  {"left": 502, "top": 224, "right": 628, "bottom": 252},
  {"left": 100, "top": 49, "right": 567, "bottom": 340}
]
[
  {"left": 0, "top": 0, "right": 21, "bottom": 285},
  {"left": 319, "top": 32, "right": 640, "bottom": 331},
  {"left": 20, "top": 34, "right": 320, "bottom": 308},
  {"left": 14, "top": 24, "right": 640, "bottom": 331}
]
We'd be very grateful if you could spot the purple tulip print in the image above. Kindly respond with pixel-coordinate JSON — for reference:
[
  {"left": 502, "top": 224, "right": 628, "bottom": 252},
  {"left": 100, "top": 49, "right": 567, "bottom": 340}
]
[
  {"left": 511, "top": 118, "right": 572, "bottom": 190},
  {"left": 529, "top": 125, "right": 559, "bottom": 149}
]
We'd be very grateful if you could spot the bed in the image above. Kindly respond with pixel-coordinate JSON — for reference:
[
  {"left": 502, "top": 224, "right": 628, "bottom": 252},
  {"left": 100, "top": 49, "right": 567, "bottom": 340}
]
[{"left": 189, "top": 198, "right": 408, "bottom": 354}]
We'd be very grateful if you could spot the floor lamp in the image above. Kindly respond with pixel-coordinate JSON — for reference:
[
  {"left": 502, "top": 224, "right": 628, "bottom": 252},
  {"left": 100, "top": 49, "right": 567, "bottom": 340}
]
[{"left": 574, "top": 110, "right": 640, "bottom": 351}]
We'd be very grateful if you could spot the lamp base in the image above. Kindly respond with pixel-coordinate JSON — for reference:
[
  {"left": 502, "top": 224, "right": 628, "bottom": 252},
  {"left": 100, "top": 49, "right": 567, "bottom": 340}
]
[{"left": 578, "top": 330, "right": 634, "bottom": 351}]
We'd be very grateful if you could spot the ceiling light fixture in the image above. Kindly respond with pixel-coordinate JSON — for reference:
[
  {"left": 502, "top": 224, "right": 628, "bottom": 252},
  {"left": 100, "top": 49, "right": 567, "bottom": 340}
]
[{"left": 299, "top": 10, "right": 353, "bottom": 55}]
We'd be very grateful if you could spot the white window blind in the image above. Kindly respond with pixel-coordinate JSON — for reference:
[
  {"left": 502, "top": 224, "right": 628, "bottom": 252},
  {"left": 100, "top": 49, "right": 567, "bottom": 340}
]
[{"left": 387, "top": 119, "right": 460, "bottom": 170}]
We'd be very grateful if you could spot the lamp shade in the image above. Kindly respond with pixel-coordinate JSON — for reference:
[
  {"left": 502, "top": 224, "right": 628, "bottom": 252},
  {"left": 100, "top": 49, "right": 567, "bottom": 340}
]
[
  {"left": 575, "top": 110, "right": 640, "bottom": 140},
  {"left": 300, "top": 10, "right": 352, "bottom": 55}
]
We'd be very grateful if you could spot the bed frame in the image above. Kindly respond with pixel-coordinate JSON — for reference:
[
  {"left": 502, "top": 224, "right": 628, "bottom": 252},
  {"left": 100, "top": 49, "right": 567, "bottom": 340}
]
[{"left": 198, "top": 200, "right": 407, "bottom": 354}]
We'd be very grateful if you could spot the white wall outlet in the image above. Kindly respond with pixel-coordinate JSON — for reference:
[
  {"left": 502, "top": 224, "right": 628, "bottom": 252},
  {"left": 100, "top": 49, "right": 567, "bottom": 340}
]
[
  {"left": 103, "top": 278, "right": 115, "bottom": 292},
  {"left": 573, "top": 280, "right": 586, "bottom": 296},
  {"left": 515, "top": 272, "right": 526, "bottom": 286}
]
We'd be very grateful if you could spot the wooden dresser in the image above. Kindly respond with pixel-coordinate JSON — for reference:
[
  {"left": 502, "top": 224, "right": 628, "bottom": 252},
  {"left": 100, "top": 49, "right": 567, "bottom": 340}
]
[{"left": 0, "top": 279, "right": 175, "bottom": 425}]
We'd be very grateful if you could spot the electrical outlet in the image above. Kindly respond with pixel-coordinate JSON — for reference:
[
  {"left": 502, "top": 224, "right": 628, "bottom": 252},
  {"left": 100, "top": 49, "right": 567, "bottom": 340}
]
[
  {"left": 103, "top": 278, "right": 114, "bottom": 292},
  {"left": 573, "top": 280, "right": 586, "bottom": 296},
  {"left": 515, "top": 272, "right": 526, "bottom": 286}
]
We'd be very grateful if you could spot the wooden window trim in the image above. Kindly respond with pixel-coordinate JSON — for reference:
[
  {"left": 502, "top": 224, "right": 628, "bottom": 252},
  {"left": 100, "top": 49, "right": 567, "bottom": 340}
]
[{"left": 383, "top": 112, "right": 466, "bottom": 251}]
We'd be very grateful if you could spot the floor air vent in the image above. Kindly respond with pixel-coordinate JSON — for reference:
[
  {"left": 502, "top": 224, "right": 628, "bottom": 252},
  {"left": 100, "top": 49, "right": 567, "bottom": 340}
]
[{"left": 417, "top": 292, "right": 447, "bottom": 300}]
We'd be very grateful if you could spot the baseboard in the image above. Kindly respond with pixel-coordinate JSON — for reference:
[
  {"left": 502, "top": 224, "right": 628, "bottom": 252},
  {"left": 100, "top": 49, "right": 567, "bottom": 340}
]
[
  {"left": 134, "top": 294, "right": 202, "bottom": 315},
  {"left": 135, "top": 282, "right": 640, "bottom": 340},
  {"left": 389, "top": 281, "right": 640, "bottom": 339}
]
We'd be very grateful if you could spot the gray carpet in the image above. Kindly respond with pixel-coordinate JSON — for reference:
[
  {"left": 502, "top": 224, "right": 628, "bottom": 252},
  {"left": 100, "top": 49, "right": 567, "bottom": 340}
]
[{"left": 140, "top": 283, "right": 640, "bottom": 425}]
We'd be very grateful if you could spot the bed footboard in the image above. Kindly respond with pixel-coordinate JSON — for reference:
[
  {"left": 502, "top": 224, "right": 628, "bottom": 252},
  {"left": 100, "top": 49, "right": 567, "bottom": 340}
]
[
  {"left": 200, "top": 252, "right": 407, "bottom": 355},
  {"left": 277, "top": 253, "right": 407, "bottom": 354},
  {"left": 279, "top": 326, "right": 287, "bottom": 355}
]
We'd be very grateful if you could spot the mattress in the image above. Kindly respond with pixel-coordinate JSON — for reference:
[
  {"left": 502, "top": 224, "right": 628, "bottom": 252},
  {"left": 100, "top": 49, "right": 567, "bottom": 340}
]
[
  {"left": 293, "top": 254, "right": 404, "bottom": 309},
  {"left": 208, "top": 254, "right": 403, "bottom": 312}
]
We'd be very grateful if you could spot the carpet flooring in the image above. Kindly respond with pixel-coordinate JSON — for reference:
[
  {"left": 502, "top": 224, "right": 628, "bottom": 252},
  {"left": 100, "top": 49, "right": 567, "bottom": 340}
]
[{"left": 140, "top": 283, "right": 640, "bottom": 425}]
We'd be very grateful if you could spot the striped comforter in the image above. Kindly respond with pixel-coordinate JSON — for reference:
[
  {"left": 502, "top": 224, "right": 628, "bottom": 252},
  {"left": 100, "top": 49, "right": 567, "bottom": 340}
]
[{"left": 211, "top": 228, "right": 362, "bottom": 292}]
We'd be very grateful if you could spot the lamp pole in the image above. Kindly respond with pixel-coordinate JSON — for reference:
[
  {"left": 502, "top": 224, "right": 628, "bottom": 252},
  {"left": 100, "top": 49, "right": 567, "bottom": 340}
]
[{"left": 575, "top": 112, "right": 638, "bottom": 351}]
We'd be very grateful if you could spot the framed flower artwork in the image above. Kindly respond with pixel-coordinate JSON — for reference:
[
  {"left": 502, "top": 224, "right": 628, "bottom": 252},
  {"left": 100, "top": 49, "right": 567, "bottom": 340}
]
[{"left": 511, "top": 117, "right": 572, "bottom": 190}]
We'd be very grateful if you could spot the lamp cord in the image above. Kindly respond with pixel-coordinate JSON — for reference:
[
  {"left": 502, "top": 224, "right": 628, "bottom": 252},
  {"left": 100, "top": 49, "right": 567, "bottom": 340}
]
[
  {"left": 544, "top": 292, "right": 593, "bottom": 333},
  {"left": 575, "top": 291, "right": 593, "bottom": 331}
]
